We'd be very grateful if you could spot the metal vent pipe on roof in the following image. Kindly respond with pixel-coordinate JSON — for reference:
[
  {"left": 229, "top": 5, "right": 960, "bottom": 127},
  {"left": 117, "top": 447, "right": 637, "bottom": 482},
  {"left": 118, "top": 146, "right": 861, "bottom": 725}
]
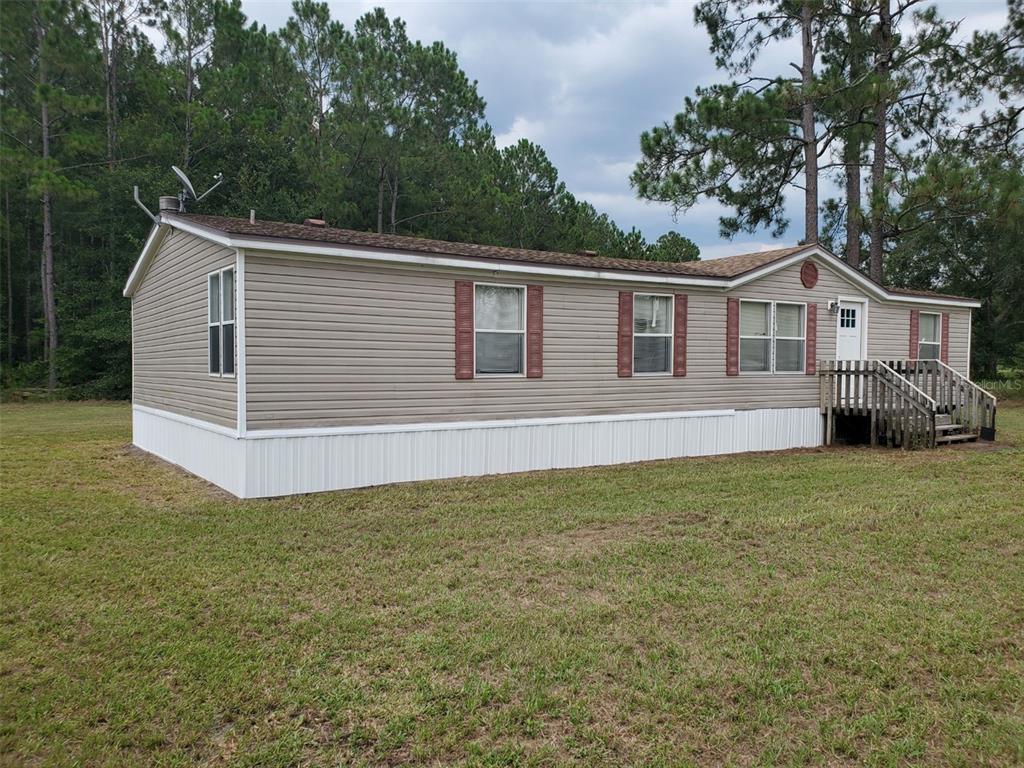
[{"left": 159, "top": 196, "right": 179, "bottom": 213}]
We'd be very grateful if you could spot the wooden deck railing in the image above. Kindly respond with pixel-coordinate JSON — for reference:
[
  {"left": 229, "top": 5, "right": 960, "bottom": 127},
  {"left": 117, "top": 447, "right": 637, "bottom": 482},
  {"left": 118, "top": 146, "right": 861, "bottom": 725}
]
[
  {"left": 819, "top": 360, "right": 937, "bottom": 449},
  {"left": 879, "top": 359, "right": 997, "bottom": 437}
]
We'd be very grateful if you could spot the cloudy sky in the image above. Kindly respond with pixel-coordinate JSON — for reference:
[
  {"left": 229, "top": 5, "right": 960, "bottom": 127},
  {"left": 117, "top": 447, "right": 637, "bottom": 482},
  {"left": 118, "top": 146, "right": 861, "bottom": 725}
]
[{"left": 237, "top": 0, "right": 1008, "bottom": 258}]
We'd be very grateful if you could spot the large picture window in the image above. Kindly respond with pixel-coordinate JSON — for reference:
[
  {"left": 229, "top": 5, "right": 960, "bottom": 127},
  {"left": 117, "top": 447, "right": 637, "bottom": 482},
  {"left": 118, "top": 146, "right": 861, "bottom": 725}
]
[
  {"left": 475, "top": 284, "right": 524, "bottom": 375},
  {"left": 208, "top": 267, "right": 235, "bottom": 377},
  {"left": 918, "top": 312, "right": 941, "bottom": 360},
  {"left": 633, "top": 294, "right": 673, "bottom": 374},
  {"left": 739, "top": 300, "right": 805, "bottom": 373}
]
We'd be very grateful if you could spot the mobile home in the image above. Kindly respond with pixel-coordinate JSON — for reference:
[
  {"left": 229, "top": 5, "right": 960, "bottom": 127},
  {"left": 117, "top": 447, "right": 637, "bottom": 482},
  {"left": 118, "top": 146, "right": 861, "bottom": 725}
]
[{"left": 124, "top": 210, "right": 991, "bottom": 498}]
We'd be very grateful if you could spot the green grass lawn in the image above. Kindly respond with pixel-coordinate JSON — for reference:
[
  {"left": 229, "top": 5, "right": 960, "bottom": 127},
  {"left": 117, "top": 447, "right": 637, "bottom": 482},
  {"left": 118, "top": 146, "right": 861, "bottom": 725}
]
[{"left": 1, "top": 402, "right": 1022, "bottom": 767}]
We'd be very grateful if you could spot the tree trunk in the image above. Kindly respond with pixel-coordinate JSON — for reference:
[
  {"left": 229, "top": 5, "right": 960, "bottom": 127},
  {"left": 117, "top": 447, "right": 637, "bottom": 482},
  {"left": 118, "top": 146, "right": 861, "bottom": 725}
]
[
  {"left": 376, "top": 162, "right": 385, "bottom": 234},
  {"left": 868, "top": 0, "right": 891, "bottom": 283},
  {"left": 37, "top": 15, "right": 58, "bottom": 391},
  {"left": 5, "top": 189, "right": 12, "bottom": 366},
  {"left": 800, "top": 0, "right": 818, "bottom": 244},
  {"left": 389, "top": 172, "right": 399, "bottom": 234},
  {"left": 316, "top": 83, "right": 325, "bottom": 218},
  {"left": 844, "top": 137, "right": 862, "bottom": 266},
  {"left": 100, "top": 6, "right": 117, "bottom": 168},
  {"left": 41, "top": 182, "right": 57, "bottom": 392},
  {"left": 24, "top": 229, "right": 32, "bottom": 362},
  {"left": 184, "top": 51, "right": 193, "bottom": 169}
]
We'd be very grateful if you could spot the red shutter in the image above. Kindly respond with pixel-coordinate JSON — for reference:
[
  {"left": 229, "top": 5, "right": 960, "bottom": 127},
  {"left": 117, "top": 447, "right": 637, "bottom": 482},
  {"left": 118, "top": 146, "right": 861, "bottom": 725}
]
[
  {"left": 726, "top": 297, "right": 740, "bottom": 376},
  {"left": 940, "top": 312, "right": 950, "bottom": 364},
  {"left": 805, "top": 303, "right": 817, "bottom": 375},
  {"left": 909, "top": 309, "right": 920, "bottom": 359},
  {"left": 526, "top": 284, "right": 543, "bottom": 378},
  {"left": 617, "top": 291, "right": 633, "bottom": 377},
  {"left": 455, "top": 281, "right": 474, "bottom": 379},
  {"left": 673, "top": 294, "right": 687, "bottom": 377}
]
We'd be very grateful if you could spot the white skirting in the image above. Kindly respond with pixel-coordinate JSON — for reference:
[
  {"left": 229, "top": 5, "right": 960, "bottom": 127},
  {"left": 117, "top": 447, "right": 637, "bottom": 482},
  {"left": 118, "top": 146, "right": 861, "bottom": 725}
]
[
  {"left": 132, "top": 405, "right": 246, "bottom": 497},
  {"left": 133, "top": 405, "right": 823, "bottom": 499}
]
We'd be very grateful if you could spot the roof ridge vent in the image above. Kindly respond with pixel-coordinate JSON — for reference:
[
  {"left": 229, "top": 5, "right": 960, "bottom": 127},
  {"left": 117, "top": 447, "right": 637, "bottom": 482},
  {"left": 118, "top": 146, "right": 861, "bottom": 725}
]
[
  {"left": 303, "top": 218, "right": 326, "bottom": 228},
  {"left": 577, "top": 249, "right": 598, "bottom": 257}
]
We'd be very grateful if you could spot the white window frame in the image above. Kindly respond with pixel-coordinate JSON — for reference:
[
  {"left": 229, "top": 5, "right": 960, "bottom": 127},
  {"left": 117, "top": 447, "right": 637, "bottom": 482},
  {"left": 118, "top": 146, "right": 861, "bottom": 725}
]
[
  {"left": 738, "top": 299, "right": 807, "bottom": 375},
  {"left": 773, "top": 300, "right": 807, "bottom": 374},
  {"left": 632, "top": 292, "right": 674, "bottom": 376},
  {"left": 208, "top": 266, "right": 235, "bottom": 379},
  {"left": 918, "top": 311, "right": 941, "bottom": 360},
  {"left": 473, "top": 281, "right": 527, "bottom": 378}
]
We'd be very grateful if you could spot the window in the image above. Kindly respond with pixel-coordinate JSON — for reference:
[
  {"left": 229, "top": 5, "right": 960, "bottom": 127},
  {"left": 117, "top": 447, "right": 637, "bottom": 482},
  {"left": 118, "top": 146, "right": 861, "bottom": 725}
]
[
  {"left": 208, "top": 267, "right": 235, "bottom": 376},
  {"left": 740, "top": 301, "right": 771, "bottom": 372},
  {"left": 774, "top": 303, "right": 806, "bottom": 372},
  {"left": 739, "top": 300, "right": 805, "bottom": 373},
  {"left": 475, "top": 284, "right": 524, "bottom": 375},
  {"left": 919, "top": 312, "right": 940, "bottom": 360},
  {"left": 633, "top": 294, "right": 673, "bottom": 374},
  {"left": 840, "top": 307, "right": 856, "bottom": 328}
]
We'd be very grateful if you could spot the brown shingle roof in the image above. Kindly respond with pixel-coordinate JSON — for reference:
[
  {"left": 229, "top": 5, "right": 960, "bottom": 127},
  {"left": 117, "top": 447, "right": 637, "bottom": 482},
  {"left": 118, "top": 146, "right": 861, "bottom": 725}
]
[
  {"left": 886, "top": 286, "right": 975, "bottom": 301},
  {"left": 170, "top": 213, "right": 975, "bottom": 302},
  {"left": 175, "top": 213, "right": 807, "bottom": 279}
]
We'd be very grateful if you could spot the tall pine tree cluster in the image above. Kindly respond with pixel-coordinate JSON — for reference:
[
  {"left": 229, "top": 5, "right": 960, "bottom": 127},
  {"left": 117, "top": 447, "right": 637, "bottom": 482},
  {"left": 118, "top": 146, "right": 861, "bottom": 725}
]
[
  {"left": 633, "top": 0, "right": 1023, "bottom": 377},
  {"left": 0, "top": 0, "right": 699, "bottom": 398}
]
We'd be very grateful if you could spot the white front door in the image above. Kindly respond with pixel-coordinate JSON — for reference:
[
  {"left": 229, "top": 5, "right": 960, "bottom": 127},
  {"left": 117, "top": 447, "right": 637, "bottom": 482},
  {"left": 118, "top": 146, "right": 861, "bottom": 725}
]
[{"left": 836, "top": 300, "right": 865, "bottom": 360}]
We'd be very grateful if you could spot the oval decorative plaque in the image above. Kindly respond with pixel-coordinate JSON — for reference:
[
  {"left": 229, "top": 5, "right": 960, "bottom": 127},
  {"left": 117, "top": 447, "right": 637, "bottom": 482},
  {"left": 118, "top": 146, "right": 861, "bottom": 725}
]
[{"left": 800, "top": 260, "right": 819, "bottom": 289}]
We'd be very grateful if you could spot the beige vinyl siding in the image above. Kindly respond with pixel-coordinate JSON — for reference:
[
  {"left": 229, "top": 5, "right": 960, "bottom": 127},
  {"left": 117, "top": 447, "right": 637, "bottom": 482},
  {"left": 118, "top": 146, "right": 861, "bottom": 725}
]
[
  {"left": 132, "top": 229, "right": 237, "bottom": 427},
  {"left": 245, "top": 254, "right": 859, "bottom": 430},
  {"left": 867, "top": 302, "right": 970, "bottom": 374}
]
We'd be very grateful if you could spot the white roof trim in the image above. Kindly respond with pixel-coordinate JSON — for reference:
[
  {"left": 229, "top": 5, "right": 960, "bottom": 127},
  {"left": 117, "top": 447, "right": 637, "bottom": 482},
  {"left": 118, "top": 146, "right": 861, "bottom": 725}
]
[
  {"left": 122, "top": 214, "right": 982, "bottom": 308},
  {"left": 122, "top": 223, "right": 169, "bottom": 297}
]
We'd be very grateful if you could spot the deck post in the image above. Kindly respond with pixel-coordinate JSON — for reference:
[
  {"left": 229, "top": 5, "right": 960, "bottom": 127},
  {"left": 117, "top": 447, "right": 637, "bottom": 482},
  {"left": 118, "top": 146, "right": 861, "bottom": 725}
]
[{"left": 869, "top": 361, "right": 878, "bottom": 446}]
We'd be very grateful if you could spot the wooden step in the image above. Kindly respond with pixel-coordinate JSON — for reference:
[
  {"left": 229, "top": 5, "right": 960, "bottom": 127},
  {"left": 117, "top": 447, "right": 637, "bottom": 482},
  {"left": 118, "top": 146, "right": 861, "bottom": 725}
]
[
  {"left": 935, "top": 423, "right": 963, "bottom": 434},
  {"left": 935, "top": 414, "right": 953, "bottom": 426},
  {"left": 936, "top": 432, "right": 979, "bottom": 445}
]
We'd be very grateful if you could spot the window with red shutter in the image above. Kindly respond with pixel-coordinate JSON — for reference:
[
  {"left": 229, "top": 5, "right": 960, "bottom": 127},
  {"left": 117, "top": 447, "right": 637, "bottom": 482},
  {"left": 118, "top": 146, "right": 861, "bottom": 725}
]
[
  {"left": 526, "top": 285, "right": 543, "bottom": 378},
  {"left": 726, "top": 297, "right": 739, "bottom": 376},
  {"left": 673, "top": 294, "right": 687, "bottom": 377},
  {"left": 940, "top": 313, "right": 950, "bottom": 364},
  {"left": 805, "top": 303, "right": 817, "bottom": 374},
  {"left": 617, "top": 291, "right": 633, "bottom": 377},
  {"left": 909, "top": 309, "right": 920, "bottom": 359},
  {"left": 454, "top": 281, "right": 474, "bottom": 379}
]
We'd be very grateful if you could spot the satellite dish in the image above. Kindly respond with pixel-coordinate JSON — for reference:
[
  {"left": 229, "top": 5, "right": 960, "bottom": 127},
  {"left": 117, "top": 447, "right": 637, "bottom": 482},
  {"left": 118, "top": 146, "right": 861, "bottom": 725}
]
[
  {"left": 172, "top": 165, "right": 197, "bottom": 200},
  {"left": 131, "top": 167, "right": 224, "bottom": 221},
  {"left": 169, "top": 166, "right": 224, "bottom": 212}
]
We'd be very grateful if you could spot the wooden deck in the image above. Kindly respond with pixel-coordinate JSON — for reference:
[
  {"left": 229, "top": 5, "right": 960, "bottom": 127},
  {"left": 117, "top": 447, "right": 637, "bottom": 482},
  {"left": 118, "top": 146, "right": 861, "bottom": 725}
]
[{"left": 819, "top": 359, "right": 997, "bottom": 449}]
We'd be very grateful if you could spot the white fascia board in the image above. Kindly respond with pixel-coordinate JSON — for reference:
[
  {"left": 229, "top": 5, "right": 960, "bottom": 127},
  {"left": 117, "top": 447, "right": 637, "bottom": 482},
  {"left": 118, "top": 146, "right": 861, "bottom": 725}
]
[
  {"left": 730, "top": 246, "right": 982, "bottom": 308},
  {"left": 122, "top": 223, "right": 169, "bottom": 297},
  {"left": 157, "top": 215, "right": 983, "bottom": 308}
]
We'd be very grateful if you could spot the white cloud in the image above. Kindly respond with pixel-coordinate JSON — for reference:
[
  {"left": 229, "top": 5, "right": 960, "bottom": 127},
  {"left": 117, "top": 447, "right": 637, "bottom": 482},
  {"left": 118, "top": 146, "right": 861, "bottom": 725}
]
[
  {"left": 229, "top": 0, "right": 1006, "bottom": 251},
  {"left": 495, "top": 116, "right": 547, "bottom": 149},
  {"left": 699, "top": 241, "right": 780, "bottom": 260}
]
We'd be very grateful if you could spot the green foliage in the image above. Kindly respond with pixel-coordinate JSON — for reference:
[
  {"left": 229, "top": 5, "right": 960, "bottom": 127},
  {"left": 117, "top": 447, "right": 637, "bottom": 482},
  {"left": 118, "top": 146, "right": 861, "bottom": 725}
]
[
  {"left": 887, "top": 154, "right": 1024, "bottom": 377},
  {"left": 633, "top": 81, "right": 804, "bottom": 239},
  {"left": 0, "top": 1, "right": 695, "bottom": 397},
  {"left": 634, "top": 0, "right": 1022, "bottom": 371},
  {"left": 647, "top": 230, "right": 700, "bottom": 262}
]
